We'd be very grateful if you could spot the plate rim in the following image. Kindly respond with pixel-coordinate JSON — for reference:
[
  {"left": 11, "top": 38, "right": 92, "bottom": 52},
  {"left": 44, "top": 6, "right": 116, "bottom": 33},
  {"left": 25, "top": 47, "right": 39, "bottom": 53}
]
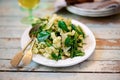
[
  {"left": 68, "top": 5, "right": 117, "bottom": 12},
  {"left": 21, "top": 19, "right": 96, "bottom": 67},
  {"left": 66, "top": 6, "right": 120, "bottom": 17}
]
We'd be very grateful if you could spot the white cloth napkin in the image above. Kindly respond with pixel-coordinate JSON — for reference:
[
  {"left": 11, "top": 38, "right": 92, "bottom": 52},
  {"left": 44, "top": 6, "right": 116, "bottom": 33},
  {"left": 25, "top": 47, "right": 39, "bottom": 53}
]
[
  {"left": 55, "top": 0, "right": 120, "bottom": 11},
  {"left": 75, "top": 0, "right": 120, "bottom": 10},
  {"left": 54, "top": 0, "right": 67, "bottom": 12}
]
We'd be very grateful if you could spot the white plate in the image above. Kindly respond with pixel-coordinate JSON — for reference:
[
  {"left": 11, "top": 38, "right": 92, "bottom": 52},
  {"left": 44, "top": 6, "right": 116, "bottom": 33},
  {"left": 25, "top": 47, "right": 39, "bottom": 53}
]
[
  {"left": 67, "top": 6, "right": 120, "bottom": 17},
  {"left": 21, "top": 19, "right": 96, "bottom": 67}
]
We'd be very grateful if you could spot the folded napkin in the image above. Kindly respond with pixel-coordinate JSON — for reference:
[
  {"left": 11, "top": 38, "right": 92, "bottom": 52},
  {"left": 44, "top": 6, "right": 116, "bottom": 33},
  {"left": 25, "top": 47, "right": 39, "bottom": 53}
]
[
  {"left": 54, "top": 0, "right": 67, "bottom": 12},
  {"left": 54, "top": 0, "right": 94, "bottom": 11},
  {"left": 74, "top": 0, "right": 120, "bottom": 10},
  {"left": 54, "top": 0, "right": 120, "bottom": 11}
]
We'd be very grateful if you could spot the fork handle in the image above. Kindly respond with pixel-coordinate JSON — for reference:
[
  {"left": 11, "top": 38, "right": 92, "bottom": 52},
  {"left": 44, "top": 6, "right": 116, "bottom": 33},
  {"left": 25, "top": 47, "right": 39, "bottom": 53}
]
[{"left": 10, "top": 39, "right": 33, "bottom": 67}]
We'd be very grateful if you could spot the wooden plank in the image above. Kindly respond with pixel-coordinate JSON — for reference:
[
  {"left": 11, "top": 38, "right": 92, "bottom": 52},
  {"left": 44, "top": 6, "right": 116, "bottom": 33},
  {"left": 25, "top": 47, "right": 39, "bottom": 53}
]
[
  {"left": 0, "top": 6, "right": 54, "bottom": 17},
  {"left": 0, "top": 24, "right": 120, "bottom": 39},
  {"left": 0, "top": 72, "right": 119, "bottom": 80},
  {"left": 0, "top": 23, "right": 120, "bottom": 39},
  {"left": 1, "top": 49, "right": 120, "bottom": 61},
  {"left": 0, "top": 72, "right": 120, "bottom": 80},
  {"left": 89, "top": 50, "right": 120, "bottom": 60},
  {"left": 87, "top": 24, "right": 120, "bottom": 39},
  {"left": 0, "top": 1, "right": 54, "bottom": 17},
  {"left": 0, "top": 17, "right": 24, "bottom": 26},
  {"left": 0, "top": 38, "right": 20, "bottom": 49},
  {"left": 0, "top": 49, "right": 21, "bottom": 59},
  {"left": 0, "top": 26, "right": 25, "bottom": 38},
  {"left": 0, "top": 38, "right": 120, "bottom": 49},
  {"left": 1, "top": 14, "right": 120, "bottom": 25},
  {"left": 0, "top": 0, "right": 120, "bottom": 24},
  {"left": 0, "top": 60, "right": 120, "bottom": 72},
  {"left": 96, "top": 39, "right": 120, "bottom": 49}
]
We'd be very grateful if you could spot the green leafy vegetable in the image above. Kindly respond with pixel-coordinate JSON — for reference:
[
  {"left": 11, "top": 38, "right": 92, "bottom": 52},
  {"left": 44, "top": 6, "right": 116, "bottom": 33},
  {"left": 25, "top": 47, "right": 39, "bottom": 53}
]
[
  {"left": 31, "top": 18, "right": 49, "bottom": 37},
  {"left": 58, "top": 20, "right": 69, "bottom": 32},
  {"left": 64, "top": 36, "right": 73, "bottom": 47},
  {"left": 51, "top": 53, "right": 58, "bottom": 60},
  {"left": 74, "top": 32, "right": 78, "bottom": 49},
  {"left": 74, "top": 50, "right": 85, "bottom": 56},
  {"left": 58, "top": 49, "right": 63, "bottom": 59},
  {"left": 45, "top": 39, "right": 52, "bottom": 47},
  {"left": 37, "top": 31, "right": 50, "bottom": 42},
  {"left": 70, "top": 32, "right": 79, "bottom": 58},
  {"left": 71, "top": 24, "right": 76, "bottom": 31},
  {"left": 32, "top": 15, "right": 86, "bottom": 61},
  {"left": 51, "top": 49, "right": 63, "bottom": 60},
  {"left": 45, "top": 41, "right": 52, "bottom": 47},
  {"left": 71, "top": 24, "right": 85, "bottom": 38}
]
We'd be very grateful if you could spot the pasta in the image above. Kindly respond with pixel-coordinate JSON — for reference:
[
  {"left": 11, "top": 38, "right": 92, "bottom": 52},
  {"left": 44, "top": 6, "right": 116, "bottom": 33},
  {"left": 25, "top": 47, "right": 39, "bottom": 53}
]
[{"left": 32, "top": 14, "right": 86, "bottom": 60}]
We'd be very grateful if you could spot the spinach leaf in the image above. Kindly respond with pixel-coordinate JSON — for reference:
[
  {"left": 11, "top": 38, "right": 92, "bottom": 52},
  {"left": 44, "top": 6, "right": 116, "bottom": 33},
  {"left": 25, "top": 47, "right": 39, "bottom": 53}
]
[
  {"left": 51, "top": 53, "right": 58, "bottom": 61},
  {"left": 58, "top": 20, "right": 69, "bottom": 32},
  {"left": 51, "top": 49, "right": 63, "bottom": 61},
  {"left": 71, "top": 24, "right": 85, "bottom": 38},
  {"left": 64, "top": 36, "right": 73, "bottom": 47},
  {"left": 58, "top": 49, "right": 63, "bottom": 59},
  {"left": 71, "top": 24, "right": 80, "bottom": 34},
  {"left": 71, "top": 24, "right": 76, "bottom": 30},
  {"left": 31, "top": 18, "right": 48, "bottom": 37},
  {"left": 37, "top": 31, "right": 50, "bottom": 42}
]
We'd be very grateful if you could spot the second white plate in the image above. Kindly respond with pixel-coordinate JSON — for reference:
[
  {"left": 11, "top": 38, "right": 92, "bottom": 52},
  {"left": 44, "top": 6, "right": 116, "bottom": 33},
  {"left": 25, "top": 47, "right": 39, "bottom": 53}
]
[{"left": 67, "top": 6, "right": 120, "bottom": 17}]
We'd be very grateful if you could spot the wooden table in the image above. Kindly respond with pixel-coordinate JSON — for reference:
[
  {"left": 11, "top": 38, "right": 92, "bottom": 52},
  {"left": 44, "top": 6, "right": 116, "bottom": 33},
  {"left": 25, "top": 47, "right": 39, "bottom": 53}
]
[{"left": 0, "top": 0, "right": 120, "bottom": 80}]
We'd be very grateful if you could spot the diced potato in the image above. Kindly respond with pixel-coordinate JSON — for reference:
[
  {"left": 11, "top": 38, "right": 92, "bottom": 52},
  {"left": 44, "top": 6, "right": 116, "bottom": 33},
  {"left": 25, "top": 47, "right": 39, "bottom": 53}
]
[
  {"left": 78, "top": 35, "right": 83, "bottom": 39},
  {"left": 64, "top": 52, "right": 70, "bottom": 57},
  {"left": 43, "top": 53, "right": 51, "bottom": 58},
  {"left": 49, "top": 46, "right": 59, "bottom": 53},
  {"left": 53, "top": 36, "right": 61, "bottom": 48},
  {"left": 32, "top": 47, "right": 38, "bottom": 54},
  {"left": 67, "top": 30, "right": 75, "bottom": 36},
  {"left": 45, "top": 47, "right": 52, "bottom": 54},
  {"left": 51, "top": 32, "right": 56, "bottom": 39},
  {"left": 39, "top": 49, "right": 45, "bottom": 54}
]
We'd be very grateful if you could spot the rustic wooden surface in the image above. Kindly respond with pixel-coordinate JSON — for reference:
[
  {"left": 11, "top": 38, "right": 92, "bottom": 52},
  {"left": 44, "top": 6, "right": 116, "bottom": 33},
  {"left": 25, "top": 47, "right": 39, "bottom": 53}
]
[{"left": 0, "top": 0, "right": 120, "bottom": 80}]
